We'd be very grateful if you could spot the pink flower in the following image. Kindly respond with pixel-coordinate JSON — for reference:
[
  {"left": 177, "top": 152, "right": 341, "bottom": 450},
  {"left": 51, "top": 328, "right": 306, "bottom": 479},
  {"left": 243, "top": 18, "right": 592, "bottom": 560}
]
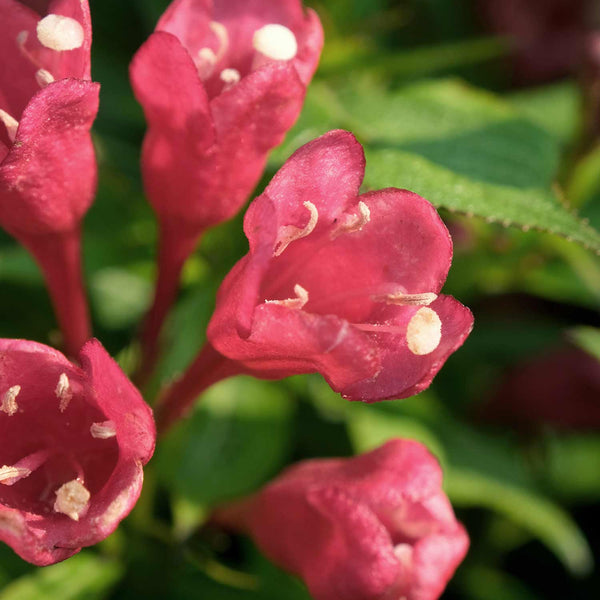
[
  {"left": 129, "top": 0, "right": 323, "bottom": 379},
  {"left": 0, "top": 338, "right": 155, "bottom": 566},
  {"left": 214, "top": 440, "right": 469, "bottom": 600},
  {"left": 0, "top": 0, "right": 99, "bottom": 356},
  {"left": 156, "top": 131, "right": 473, "bottom": 431}
]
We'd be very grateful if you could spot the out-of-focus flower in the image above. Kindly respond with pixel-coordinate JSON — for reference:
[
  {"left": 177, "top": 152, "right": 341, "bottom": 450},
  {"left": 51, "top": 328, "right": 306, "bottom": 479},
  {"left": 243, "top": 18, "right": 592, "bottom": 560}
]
[
  {"left": 481, "top": 345, "right": 600, "bottom": 431},
  {"left": 214, "top": 439, "right": 469, "bottom": 600},
  {"left": 129, "top": 0, "right": 323, "bottom": 379},
  {"left": 0, "top": 0, "right": 99, "bottom": 356},
  {"left": 478, "top": 0, "right": 586, "bottom": 84},
  {"left": 0, "top": 338, "right": 155, "bottom": 565},
  {"left": 156, "top": 130, "right": 473, "bottom": 431}
]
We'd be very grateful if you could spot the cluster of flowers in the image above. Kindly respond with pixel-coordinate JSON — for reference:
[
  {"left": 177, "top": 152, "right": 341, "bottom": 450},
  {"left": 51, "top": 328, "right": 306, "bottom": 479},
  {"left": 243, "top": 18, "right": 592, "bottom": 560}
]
[{"left": 0, "top": 0, "right": 473, "bottom": 597}]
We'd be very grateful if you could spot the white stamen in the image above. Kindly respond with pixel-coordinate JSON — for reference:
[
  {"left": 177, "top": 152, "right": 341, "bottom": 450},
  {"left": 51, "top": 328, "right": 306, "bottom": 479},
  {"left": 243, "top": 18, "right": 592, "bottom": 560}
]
[
  {"left": 253, "top": 24, "right": 298, "bottom": 61},
  {"left": 265, "top": 284, "right": 309, "bottom": 310},
  {"left": 394, "top": 543, "right": 414, "bottom": 567},
  {"left": 406, "top": 307, "right": 442, "bottom": 355},
  {"left": 1, "top": 386, "right": 21, "bottom": 416},
  {"left": 36, "top": 14, "right": 84, "bottom": 51},
  {"left": 90, "top": 420, "right": 117, "bottom": 439},
  {"left": 274, "top": 201, "right": 319, "bottom": 256},
  {"left": 0, "top": 109, "right": 19, "bottom": 143},
  {"left": 0, "top": 465, "right": 32, "bottom": 486},
  {"left": 373, "top": 292, "right": 438, "bottom": 307},
  {"left": 209, "top": 21, "right": 229, "bottom": 61},
  {"left": 54, "top": 479, "right": 90, "bottom": 521},
  {"left": 55, "top": 373, "right": 72, "bottom": 412},
  {"left": 35, "top": 68, "right": 54, "bottom": 87},
  {"left": 331, "top": 201, "right": 370, "bottom": 239},
  {"left": 220, "top": 67, "right": 240, "bottom": 90},
  {"left": 197, "top": 47, "right": 217, "bottom": 79}
]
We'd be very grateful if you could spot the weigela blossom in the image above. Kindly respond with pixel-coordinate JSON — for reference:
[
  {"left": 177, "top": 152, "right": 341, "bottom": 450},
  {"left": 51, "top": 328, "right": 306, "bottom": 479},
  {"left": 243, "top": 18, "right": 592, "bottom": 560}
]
[
  {"left": 0, "top": 0, "right": 99, "bottom": 355},
  {"left": 156, "top": 131, "right": 473, "bottom": 431},
  {"left": 130, "top": 0, "right": 323, "bottom": 233},
  {"left": 0, "top": 339, "right": 155, "bottom": 565},
  {"left": 214, "top": 439, "right": 469, "bottom": 600},
  {"left": 129, "top": 0, "right": 323, "bottom": 377},
  {"left": 208, "top": 130, "right": 473, "bottom": 401}
]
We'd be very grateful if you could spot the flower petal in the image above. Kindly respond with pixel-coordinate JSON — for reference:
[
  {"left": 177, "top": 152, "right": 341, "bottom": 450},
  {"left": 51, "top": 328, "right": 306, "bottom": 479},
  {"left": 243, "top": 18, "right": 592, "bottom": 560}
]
[
  {"left": 244, "top": 130, "right": 365, "bottom": 252},
  {"left": 130, "top": 31, "right": 216, "bottom": 224},
  {"left": 0, "top": 0, "right": 40, "bottom": 117},
  {"left": 0, "top": 78, "right": 99, "bottom": 235},
  {"left": 208, "top": 61, "right": 305, "bottom": 223},
  {"left": 341, "top": 295, "right": 474, "bottom": 401}
]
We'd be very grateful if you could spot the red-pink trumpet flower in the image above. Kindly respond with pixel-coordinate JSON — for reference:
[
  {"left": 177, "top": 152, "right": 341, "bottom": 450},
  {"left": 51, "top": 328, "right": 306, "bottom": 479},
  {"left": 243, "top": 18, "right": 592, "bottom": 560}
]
[
  {"left": 0, "top": 0, "right": 99, "bottom": 356},
  {"left": 156, "top": 131, "right": 473, "bottom": 432},
  {"left": 214, "top": 439, "right": 469, "bottom": 600},
  {"left": 0, "top": 338, "right": 155, "bottom": 565},
  {"left": 129, "top": 0, "right": 323, "bottom": 379}
]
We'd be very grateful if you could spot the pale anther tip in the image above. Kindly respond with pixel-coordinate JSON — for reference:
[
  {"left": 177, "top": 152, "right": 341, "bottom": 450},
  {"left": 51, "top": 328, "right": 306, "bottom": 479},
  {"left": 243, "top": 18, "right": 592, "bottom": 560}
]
[
  {"left": 220, "top": 67, "right": 240, "bottom": 86},
  {"left": 1, "top": 385, "right": 21, "bottom": 416},
  {"left": 54, "top": 479, "right": 90, "bottom": 521},
  {"left": 0, "top": 109, "right": 19, "bottom": 143},
  {"left": 253, "top": 24, "right": 298, "bottom": 61},
  {"left": 90, "top": 420, "right": 117, "bottom": 439},
  {"left": 35, "top": 68, "right": 55, "bottom": 87},
  {"left": 37, "top": 14, "right": 84, "bottom": 51},
  {"left": 406, "top": 307, "right": 442, "bottom": 356}
]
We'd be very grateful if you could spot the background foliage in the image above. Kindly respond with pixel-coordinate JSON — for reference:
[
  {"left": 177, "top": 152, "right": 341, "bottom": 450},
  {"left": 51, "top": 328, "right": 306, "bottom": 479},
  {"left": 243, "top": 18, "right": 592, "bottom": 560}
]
[{"left": 1, "top": 0, "right": 599, "bottom": 598}]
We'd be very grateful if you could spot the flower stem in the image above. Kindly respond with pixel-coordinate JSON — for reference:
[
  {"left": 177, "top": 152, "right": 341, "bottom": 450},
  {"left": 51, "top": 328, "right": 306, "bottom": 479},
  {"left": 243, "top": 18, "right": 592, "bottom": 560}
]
[
  {"left": 155, "top": 343, "right": 241, "bottom": 435},
  {"left": 136, "top": 220, "right": 200, "bottom": 386},
  {"left": 19, "top": 228, "right": 91, "bottom": 357}
]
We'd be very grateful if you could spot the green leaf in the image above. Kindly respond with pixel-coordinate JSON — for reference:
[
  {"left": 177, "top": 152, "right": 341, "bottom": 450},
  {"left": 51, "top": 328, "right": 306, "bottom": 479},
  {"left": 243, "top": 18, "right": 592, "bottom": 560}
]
[
  {"left": 0, "top": 553, "right": 122, "bottom": 600},
  {"left": 508, "top": 82, "right": 579, "bottom": 145},
  {"left": 274, "top": 78, "right": 600, "bottom": 253},
  {"left": 569, "top": 326, "right": 600, "bottom": 361},
  {"left": 155, "top": 377, "right": 294, "bottom": 506},
  {"left": 456, "top": 565, "right": 540, "bottom": 600},
  {"left": 541, "top": 434, "right": 600, "bottom": 501},
  {"left": 446, "top": 468, "right": 592, "bottom": 577}
]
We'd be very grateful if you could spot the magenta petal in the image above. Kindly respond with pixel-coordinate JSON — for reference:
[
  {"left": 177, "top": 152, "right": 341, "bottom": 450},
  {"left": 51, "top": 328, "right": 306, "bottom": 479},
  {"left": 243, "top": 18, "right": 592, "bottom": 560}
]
[
  {"left": 130, "top": 31, "right": 212, "bottom": 136},
  {"left": 241, "top": 303, "right": 379, "bottom": 388},
  {"left": 244, "top": 130, "right": 365, "bottom": 252},
  {"left": 78, "top": 340, "right": 156, "bottom": 465},
  {"left": 221, "top": 439, "right": 468, "bottom": 600},
  {"left": 0, "top": 338, "right": 155, "bottom": 565},
  {"left": 130, "top": 31, "right": 215, "bottom": 224},
  {"left": 0, "top": 0, "right": 40, "bottom": 118},
  {"left": 0, "top": 78, "right": 99, "bottom": 236},
  {"left": 157, "top": 0, "right": 213, "bottom": 57},
  {"left": 36, "top": 0, "right": 92, "bottom": 80},
  {"left": 209, "top": 61, "right": 305, "bottom": 224},
  {"left": 291, "top": 8, "right": 324, "bottom": 85},
  {"left": 342, "top": 296, "right": 474, "bottom": 402}
]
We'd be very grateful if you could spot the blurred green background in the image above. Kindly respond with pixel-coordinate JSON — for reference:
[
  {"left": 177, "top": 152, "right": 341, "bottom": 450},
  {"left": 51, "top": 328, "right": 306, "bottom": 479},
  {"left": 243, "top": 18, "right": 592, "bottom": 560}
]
[{"left": 1, "top": 0, "right": 600, "bottom": 598}]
